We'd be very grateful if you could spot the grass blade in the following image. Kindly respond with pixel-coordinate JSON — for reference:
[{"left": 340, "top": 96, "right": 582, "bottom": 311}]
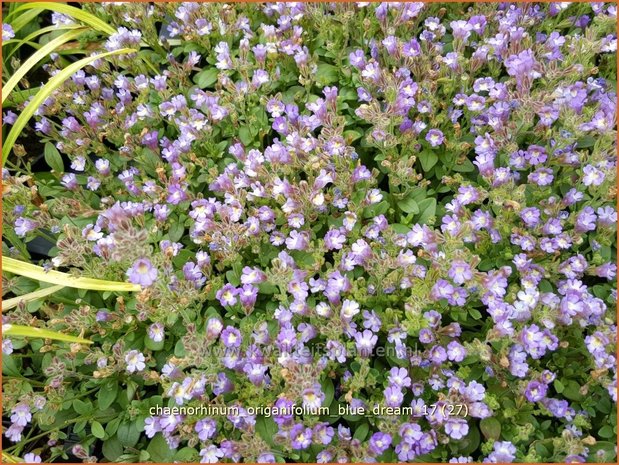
[
  {"left": 2, "top": 28, "right": 86, "bottom": 104},
  {"left": 2, "top": 86, "right": 41, "bottom": 108},
  {"left": 2, "top": 284, "right": 65, "bottom": 311},
  {"left": 2, "top": 452, "right": 23, "bottom": 463},
  {"left": 2, "top": 24, "right": 84, "bottom": 62},
  {"left": 2, "top": 256, "right": 142, "bottom": 292},
  {"left": 2, "top": 48, "right": 136, "bottom": 166},
  {"left": 10, "top": 3, "right": 116, "bottom": 35},
  {"left": 2, "top": 324, "right": 92, "bottom": 345},
  {"left": 7, "top": 8, "right": 43, "bottom": 35}
]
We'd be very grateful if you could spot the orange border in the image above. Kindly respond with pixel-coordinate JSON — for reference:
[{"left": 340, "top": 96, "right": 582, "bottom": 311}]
[{"left": 0, "top": 1, "right": 617, "bottom": 464}]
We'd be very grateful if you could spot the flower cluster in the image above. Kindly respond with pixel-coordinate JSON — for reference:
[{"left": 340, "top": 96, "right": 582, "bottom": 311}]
[{"left": 2, "top": 2, "right": 617, "bottom": 463}]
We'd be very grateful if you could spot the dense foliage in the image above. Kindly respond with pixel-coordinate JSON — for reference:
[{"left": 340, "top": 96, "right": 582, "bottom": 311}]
[{"left": 2, "top": 2, "right": 617, "bottom": 463}]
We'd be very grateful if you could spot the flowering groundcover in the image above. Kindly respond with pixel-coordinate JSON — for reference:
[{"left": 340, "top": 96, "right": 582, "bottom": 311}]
[{"left": 1, "top": 1, "right": 618, "bottom": 463}]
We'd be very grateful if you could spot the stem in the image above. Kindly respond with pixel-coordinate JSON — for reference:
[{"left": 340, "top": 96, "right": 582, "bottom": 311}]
[{"left": 34, "top": 230, "right": 57, "bottom": 245}]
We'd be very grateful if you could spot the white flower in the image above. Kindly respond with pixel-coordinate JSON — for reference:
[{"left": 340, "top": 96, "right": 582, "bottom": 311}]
[
  {"left": 125, "top": 350, "right": 146, "bottom": 373},
  {"left": 341, "top": 299, "right": 360, "bottom": 320}
]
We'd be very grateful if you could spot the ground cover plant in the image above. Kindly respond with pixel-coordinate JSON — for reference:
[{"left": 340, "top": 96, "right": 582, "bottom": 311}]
[{"left": 1, "top": 1, "right": 617, "bottom": 463}]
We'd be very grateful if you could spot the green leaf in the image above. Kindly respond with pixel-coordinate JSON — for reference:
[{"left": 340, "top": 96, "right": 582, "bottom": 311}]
[
  {"left": 4, "top": 324, "right": 91, "bottom": 345},
  {"left": 363, "top": 200, "right": 390, "bottom": 219},
  {"left": 598, "top": 425, "right": 615, "bottom": 439},
  {"left": 562, "top": 380, "right": 583, "bottom": 401},
  {"left": 44, "top": 142, "right": 64, "bottom": 173},
  {"left": 174, "top": 447, "right": 199, "bottom": 462},
  {"left": 255, "top": 415, "right": 278, "bottom": 447},
  {"left": 146, "top": 433, "right": 175, "bottom": 462},
  {"left": 418, "top": 151, "right": 438, "bottom": 171},
  {"left": 73, "top": 399, "right": 92, "bottom": 415},
  {"left": 397, "top": 196, "right": 419, "bottom": 214},
  {"left": 239, "top": 126, "right": 253, "bottom": 146},
  {"left": 2, "top": 256, "right": 141, "bottom": 291},
  {"left": 344, "top": 129, "right": 363, "bottom": 144},
  {"left": 91, "top": 420, "right": 105, "bottom": 439},
  {"left": 321, "top": 378, "right": 335, "bottom": 407},
  {"left": 117, "top": 422, "right": 141, "bottom": 448},
  {"left": 469, "top": 308, "right": 482, "bottom": 320},
  {"left": 452, "top": 158, "right": 475, "bottom": 172},
  {"left": 315, "top": 63, "right": 338, "bottom": 85},
  {"left": 102, "top": 435, "right": 124, "bottom": 462},
  {"left": 168, "top": 221, "right": 185, "bottom": 242},
  {"left": 480, "top": 417, "right": 501, "bottom": 440},
  {"left": 353, "top": 422, "right": 370, "bottom": 441},
  {"left": 2, "top": 28, "right": 86, "bottom": 104},
  {"left": 97, "top": 380, "right": 118, "bottom": 410},
  {"left": 553, "top": 379, "right": 565, "bottom": 394},
  {"left": 455, "top": 424, "right": 481, "bottom": 456},
  {"left": 588, "top": 441, "right": 617, "bottom": 462},
  {"left": 416, "top": 198, "right": 437, "bottom": 225},
  {"left": 193, "top": 68, "right": 218, "bottom": 89},
  {"left": 576, "top": 135, "right": 596, "bottom": 148},
  {"left": 391, "top": 223, "right": 411, "bottom": 235},
  {"left": 3, "top": 48, "right": 135, "bottom": 166},
  {"left": 144, "top": 334, "right": 164, "bottom": 351}
]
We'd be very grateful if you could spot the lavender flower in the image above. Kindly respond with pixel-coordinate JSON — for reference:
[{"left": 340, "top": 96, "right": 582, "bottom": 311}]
[{"left": 126, "top": 258, "right": 158, "bottom": 287}]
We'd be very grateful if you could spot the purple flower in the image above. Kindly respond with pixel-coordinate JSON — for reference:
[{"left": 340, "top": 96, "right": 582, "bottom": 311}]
[
  {"left": 14, "top": 217, "right": 38, "bottom": 237},
  {"left": 5, "top": 424, "right": 23, "bottom": 442},
  {"left": 426, "top": 129, "right": 444, "bottom": 147},
  {"left": 148, "top": 323, "right": 165, "bottom": 342},
  {"left": 244, "top": 362, "right": 268, "bottom": 386},
  {"left": 3, "top": 339, "right": 14, "bottom": 355},
  {"left": 324, "top": 228, "right": 346, "bottom": 250},
  {"left": 166, "top": 183, "right": 189, "bottom": 205},
  {"left": 446, "top": 341, "right": 467, "bottom": 362},
  {"left": 199, "top": 445, "right": 224, "bottom": 463},
  {"left": 524, "top": 380, "right": 547, "bottom": 402},
  {"left": 448, "top": 260, "right": 473, "bottom": 285},
  {"left": 384, "top": 386, "right": 403, "bottom": 408},
  {"left": 285, "top": 230, "right": 309, "bottom": 250},
  {"left": 354, "top": 330, "right": 378, "bottom": 357},
  {"left": 3, "top": 23, "right": 15, "bottom": 41},
  {"left": 486, "top": 441, "right": 516, "bottom": 462},
  {"left": 239, "top": 284, "right": 258, "bottom": 310},
  {"left": 505, "top": 49, "right": 540, "bottom": 90},
  {"left": 445, "top": 418, "right": 469, "bottom": 440},
  {"left": 312, "top": 422, "right": 334, "bottom": 445},
  {"left": 431, "top": 279, "right": 455, "bottom": 301},
  {"left": 582, "top": 164, "right": 605, "bottom": 186},
  {"left": 290, "top": 424, "right": 312, "bottom": 449},
  {"left": 302, "top": 384, "right": 325, "bottom": 409},
  {"left": 575, "top": 206, "right": 597, "bottom": 233},
  {"left": 22, "top": 453, "right": 42, "bottom": 463},
  {"left": 349, "top": 49, "right": 366, "bottom": 69},
  {"left": 61, "top": 173, "right": 78, "bottom": 190},
  {"left": 216, "top": 284, "right": 238, "bottom": 307},
  {"left": 126, "top": 258, "right": 158, "bottom": 287},
  {"left": 195, "top": 418, "right": 217, "bottom": 441},
  {"left": 220, "top": 326, "right": 242, "bottom": 348},
  {"left": 183, "top": 262, "right": 205, "bottom": 287},
  {"left": 212, "top": 372, "right": 233, "bottom": 395},
  {"left": 388, "top": 367, "right": 411, "bottom": 388},
  {"left": 369, "top": 432, "right": 392, "bottom": 455},
  {"left": 10, "top": 403, "right": 31, "bottom": 427}
]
